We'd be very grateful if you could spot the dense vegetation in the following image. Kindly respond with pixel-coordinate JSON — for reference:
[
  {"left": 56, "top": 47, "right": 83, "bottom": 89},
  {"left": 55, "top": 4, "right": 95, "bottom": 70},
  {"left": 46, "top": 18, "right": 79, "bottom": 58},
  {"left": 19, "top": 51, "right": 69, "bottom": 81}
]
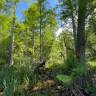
[{"left": 0, "top": 0, "right": 96, "bottom": 96}]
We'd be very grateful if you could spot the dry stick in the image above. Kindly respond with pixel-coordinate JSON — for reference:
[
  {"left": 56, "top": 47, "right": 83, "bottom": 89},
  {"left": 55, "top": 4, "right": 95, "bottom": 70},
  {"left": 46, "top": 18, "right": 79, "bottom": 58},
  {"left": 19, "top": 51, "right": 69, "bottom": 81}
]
[
  {"left": 72, "top": 89, "right": 78, "bottom": 96},
  {"left": 74, "top": 84, "right": 86, "bottom": 96}
]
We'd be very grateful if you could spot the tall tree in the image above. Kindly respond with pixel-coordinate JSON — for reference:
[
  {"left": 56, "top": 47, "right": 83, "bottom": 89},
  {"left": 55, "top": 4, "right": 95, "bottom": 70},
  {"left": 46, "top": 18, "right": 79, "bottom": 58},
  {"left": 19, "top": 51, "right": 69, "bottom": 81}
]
[
  {"left": 59, "top": 0, "right": 91, "bottom": 88},
  {"left": 37, "top": 0, "right": 45, "bottom": 62},
  {"left": 59, "top": 0, "right": 77, "bottom": 54},
  {"left": 59, "top": 0, "right": 95, "bottom": 63},
  {"left": 9, "top": 0, "right": 20, "bottom": 65},
  {"left": 76, "top": 0, "right": 87, "bottom": 64},
  {"left": 25, "top": 1, "right": 57, "bottom": 72}
]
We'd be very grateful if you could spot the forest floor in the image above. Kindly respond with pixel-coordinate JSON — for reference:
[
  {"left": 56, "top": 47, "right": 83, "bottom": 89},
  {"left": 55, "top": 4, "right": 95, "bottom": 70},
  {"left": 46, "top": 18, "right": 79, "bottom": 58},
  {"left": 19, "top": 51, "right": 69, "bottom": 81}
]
[{"left": 0, "top": 61, "right": 96, "bottom": 96}]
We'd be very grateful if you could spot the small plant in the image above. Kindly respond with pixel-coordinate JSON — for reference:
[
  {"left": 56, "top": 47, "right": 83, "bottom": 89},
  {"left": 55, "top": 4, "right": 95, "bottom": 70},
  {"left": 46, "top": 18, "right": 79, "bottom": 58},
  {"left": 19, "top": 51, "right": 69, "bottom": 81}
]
[{"left": 56, "top": 74, "right": 72, "bottom": 86}]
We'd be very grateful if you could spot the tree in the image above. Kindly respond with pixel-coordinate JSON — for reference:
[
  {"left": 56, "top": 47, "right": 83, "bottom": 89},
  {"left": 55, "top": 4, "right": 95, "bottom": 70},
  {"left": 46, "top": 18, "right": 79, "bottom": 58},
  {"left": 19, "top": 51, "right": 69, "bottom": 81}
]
[
  {"left": 59, "top": 0, "right": 95, "bottom": 63},
  {"left": 59, "top": 0, "right": 92, "bottom": 88},
  {"left": 25, "top": 0, "right": 57, "bottom": 63},
  {"left": 59, "top": 0, "right": 77, "bottom": 54},
  {"left": 76, "top": 0, "right": 87, "bottom": 64},
  {"left": 9, "top": 0, "right": 20, "bottom": 65}
]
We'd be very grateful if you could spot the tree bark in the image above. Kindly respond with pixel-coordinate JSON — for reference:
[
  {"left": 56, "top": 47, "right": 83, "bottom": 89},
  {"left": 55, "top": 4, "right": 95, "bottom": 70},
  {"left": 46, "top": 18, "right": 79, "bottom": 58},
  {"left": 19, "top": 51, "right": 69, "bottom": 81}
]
[
  {"left": 39, "top": 0, "right": 42, "bottom": 62},
  {"left": 9, "top": 4, "right": 16, "bottom": 65},
  {"left": 72, "top": 13, "right": 77, "bottom": 54},
  {"left": 31, "top": 28, "right": 35, "bottom": 63},
  {"left": 75, "top": 0, "right": 87, "bottom": 88},
  {"left": 76, "top": 0, "right": 87, "bottom": 64},
  {"left": 69, "top": 0, "right": 77, "bottom": 55}
]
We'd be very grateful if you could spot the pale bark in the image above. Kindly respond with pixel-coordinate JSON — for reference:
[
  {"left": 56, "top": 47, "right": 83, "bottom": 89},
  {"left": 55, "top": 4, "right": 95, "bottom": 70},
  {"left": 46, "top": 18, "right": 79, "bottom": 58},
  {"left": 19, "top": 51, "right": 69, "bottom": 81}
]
[
  {"left": 9, "top": 4, "right": 16, "bottom": 65},
  {"left": 39, "top": 0, "right": 43, "bottom": 62}
]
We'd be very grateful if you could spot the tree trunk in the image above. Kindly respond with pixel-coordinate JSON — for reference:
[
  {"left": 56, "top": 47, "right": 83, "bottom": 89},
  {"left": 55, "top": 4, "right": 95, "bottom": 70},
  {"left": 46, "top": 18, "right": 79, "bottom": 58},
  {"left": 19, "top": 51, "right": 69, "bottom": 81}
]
[
  {"left": 10, "top": 29, "right": 14, "bottom": 65},
  {"left": 39, "top": 0, "right": 43, "bottom": 62},
  {"left": 76, "top": 0, "right": 87, "bottom": 64},
  {"left": 76, "top": 0, "right": 87, "bottom": 88},
  {"left": 9, "top": 4, "right": 16, "bottom": 65},
  {"left": 72, "top": 13, "right": 77, "bottom": 54},
  {"left": 32, "top": 29, "right": 35, "bottom": 62}
]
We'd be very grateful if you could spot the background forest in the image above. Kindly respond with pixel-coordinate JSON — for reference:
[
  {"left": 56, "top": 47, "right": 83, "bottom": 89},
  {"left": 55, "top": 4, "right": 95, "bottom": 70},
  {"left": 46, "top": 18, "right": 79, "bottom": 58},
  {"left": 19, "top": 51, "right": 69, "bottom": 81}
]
[{"left": 0, "top": 0, "right": 96, "bottom": 96}]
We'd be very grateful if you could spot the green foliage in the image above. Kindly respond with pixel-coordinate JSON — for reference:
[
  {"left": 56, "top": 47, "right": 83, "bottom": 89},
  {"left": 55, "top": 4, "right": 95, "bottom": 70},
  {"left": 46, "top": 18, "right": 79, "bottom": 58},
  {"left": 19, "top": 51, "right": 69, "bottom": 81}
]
[
  {"left": 0, "top": 66, "right": 17, "bottom": 96},
  {"left": 0, "top": 0, "right": 5, "bottom": 9},
  {"left": 0, "top": 0, "right": 95, "bottom": 96},
  {"left": 25, "top": 3, "right": 40, "bottom": 26},
  {"left": 71, "top": 64, "right": 87, "bottom": 79},
  {"left": 3, "top": 71, "right": 17, "bottom": 96},
  {"left": 0, "top": 15, "right": 11, "bottom": 30},
  {"left": 56, "top": 74, "right": 72, "bottom": 86},
  {"left": 88, "top": 86, "right": 96, "bottom": 96}
]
